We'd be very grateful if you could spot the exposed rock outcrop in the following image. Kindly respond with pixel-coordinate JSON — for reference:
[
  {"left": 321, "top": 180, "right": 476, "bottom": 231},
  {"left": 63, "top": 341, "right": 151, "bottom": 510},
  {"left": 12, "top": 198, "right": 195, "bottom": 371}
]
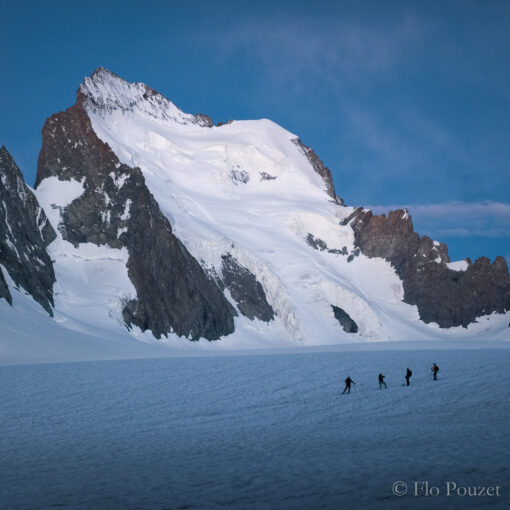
[
  {"left": 221, "top": 254, "right": 274, "bottom": 322},
  {"left": 331, "top": 305, "right": 359, "bottom": 333},
  {"left": 230, "top": 167, "right": 250, "bottom": 185},
  {"left": 306, "top": 233, "right": 354, "bottom": 258},
  {"left": 36, "top": 87, "right": 236, "bottom": 340},
  {"left": 0, "top": 267, "right": 11, "bottom": 304},
  {"left": 0, "top": 147, "right": 56, "bottom": 313},
  {"left": 194, "top": 113, "right": 213, "bottom": 127},
  {"left": 292, "top": 138, "right": 344, "bottom": 205},
  {"left": 306, "top": 233, "right": 327, "bottom": 251},
  {"left": 216, "top": 119, "right": 234, "bottom": 127},
  {"left": 260, "top": 172, "right": 277, "bottom": 181},
  {"left": 345, "top": 207, "right": 510, "bottom": 327}
]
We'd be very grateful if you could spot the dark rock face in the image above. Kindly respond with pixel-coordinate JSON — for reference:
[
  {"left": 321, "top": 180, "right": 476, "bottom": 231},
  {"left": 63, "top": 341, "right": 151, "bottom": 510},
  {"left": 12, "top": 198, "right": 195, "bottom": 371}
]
[
  {"left": 0, "top": 267, "right": 11, "bottom": 304},
  {"left": 221, "top": 254, "right": 274, "bottom": 322},
  {"left": 345, "top": 208, "right": 510, "bottom": 327},
  {"left": 36, "top": 92, "right": 236, "bottom": 340},
  {"left": 306, "top": 233, "right": 327, "bottom": 251},
  {"left": 331, "top": 305, "right": 358, "bottom": 333},
  {"left": 260, "top": 172, "right": 277, "bottom": 181},
  {"left": 0, "top": 147, "right": 56, "bottom": 313},
  {"left": 306, "top": 234, "right": 355, "bottom": 259},
  {"left": 216, "top": 119, "right": 234, "bottom": 127},
  {"left": 292, "top": 138, "right": 344, "bottom": 205},
  {"left": 194, "top": 113, "right": 213, "bottom": 127},
  {"left": 230, "top": 167, "right": 250, "bottom": 185}
]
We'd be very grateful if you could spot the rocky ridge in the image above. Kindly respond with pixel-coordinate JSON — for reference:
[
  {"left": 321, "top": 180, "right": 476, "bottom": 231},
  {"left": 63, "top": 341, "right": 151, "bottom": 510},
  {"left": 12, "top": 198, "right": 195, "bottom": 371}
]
[
  {"left": 0, "top": 147, "right": 56, "bottom": 313},
  {"left": 343, "top": 207, "right": 510, "bottom": 327}
]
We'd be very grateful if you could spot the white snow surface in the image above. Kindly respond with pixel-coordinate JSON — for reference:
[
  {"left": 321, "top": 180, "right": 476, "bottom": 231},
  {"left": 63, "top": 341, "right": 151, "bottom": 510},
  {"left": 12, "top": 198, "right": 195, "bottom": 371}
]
[
  {"left": 3, "top": 69, "right": 507, "bottom": 364},
  {"left": 1, "top": 347, "right": 509, "bottom": 509},
  {"left": 447, "top": 259, "right": 470, "bottom": 271}
]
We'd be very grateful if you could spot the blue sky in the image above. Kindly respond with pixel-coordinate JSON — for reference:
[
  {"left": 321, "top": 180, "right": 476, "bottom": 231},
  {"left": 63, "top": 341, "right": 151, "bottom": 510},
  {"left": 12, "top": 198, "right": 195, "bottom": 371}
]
[{"left": 1, "top": 1, "right": 509, "bottom": 263}]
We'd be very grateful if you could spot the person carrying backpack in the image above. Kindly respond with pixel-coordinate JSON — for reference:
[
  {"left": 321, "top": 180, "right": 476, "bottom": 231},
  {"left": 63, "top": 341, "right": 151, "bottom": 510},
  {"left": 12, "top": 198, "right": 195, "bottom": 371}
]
[
  {"left": 432, "top": 363, "right": 439, "bottom": 381},
  {"left": 342, "top": 376, "right": 355, "bottom": 394},
  {"left": 378, "top": 373, "right": 387, "bottom": 389},
  {"left": 405, "top": 368, "right": 412, "bottom": 386}
]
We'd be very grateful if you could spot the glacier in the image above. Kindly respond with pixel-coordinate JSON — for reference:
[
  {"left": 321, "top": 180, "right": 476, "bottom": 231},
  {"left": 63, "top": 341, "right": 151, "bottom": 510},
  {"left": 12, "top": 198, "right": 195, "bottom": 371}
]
[{"left": 1, "top": 346, "right": 509, "bottom": 509}]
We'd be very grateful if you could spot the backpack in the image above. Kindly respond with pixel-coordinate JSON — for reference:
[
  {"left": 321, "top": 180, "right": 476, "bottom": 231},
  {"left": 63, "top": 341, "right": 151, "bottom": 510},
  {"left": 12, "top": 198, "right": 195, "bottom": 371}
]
[{"left": 408, "top": 370, "right": 412, "bottom": 377}]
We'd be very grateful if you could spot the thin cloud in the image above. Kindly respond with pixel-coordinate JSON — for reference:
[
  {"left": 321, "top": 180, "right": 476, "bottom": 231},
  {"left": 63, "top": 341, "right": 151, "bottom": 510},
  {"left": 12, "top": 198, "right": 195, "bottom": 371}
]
[
  {"left": 204, "top": 15, "right": 424, "bottom": 88},
  {"left": 369, "top": 201, "right": 510, "bottom": 218},
  {"left": 367, "top": 201, "right": 510, "bottom": 238}
]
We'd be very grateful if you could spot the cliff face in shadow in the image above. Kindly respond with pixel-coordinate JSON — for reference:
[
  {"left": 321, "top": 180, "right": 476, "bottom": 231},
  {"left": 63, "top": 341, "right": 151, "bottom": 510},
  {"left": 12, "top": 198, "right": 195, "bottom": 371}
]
[
  {"left": 0, "top": 147, "right": 56, "bottom": 313},
  {"left": 344, "top": 207, "right": 510, "bottom": 327}
]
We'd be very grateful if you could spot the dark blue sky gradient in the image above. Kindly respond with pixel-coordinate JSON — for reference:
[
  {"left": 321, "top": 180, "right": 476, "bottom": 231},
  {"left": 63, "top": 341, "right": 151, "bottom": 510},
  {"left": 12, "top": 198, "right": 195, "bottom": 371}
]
[{"left": 1, "top": 1, "right": 509, "bottom": 262}]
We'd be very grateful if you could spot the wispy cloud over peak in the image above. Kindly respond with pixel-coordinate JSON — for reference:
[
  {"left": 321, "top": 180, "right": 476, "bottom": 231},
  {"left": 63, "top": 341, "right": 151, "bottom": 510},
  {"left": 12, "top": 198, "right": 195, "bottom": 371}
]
[
  {"left": 208, "top": 14, "right": 424, "bottom": 86},
  {"left": 367, "top": 201, "right": 510, "bottom": 239}
]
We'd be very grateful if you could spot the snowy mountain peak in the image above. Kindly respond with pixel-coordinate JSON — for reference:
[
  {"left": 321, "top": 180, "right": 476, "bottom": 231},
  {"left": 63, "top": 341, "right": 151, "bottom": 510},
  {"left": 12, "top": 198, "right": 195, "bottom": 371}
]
[
  {"left": 78, "top": 69, "right": 508, "bottom": 335},
  {"left": 1, "top": 68, "right": 508, "bottom": 365},
  {"left": 80, "top": 67, "right": 211, "bottom": 127},
  {"left": 81, "top": 69, "right": 342, "bottom": 207}
]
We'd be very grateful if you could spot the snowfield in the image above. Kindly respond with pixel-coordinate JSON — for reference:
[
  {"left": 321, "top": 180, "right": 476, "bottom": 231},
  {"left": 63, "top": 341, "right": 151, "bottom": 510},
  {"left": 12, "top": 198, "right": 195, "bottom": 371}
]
[
  {"left": 1, "top": 277, "right": 510, "bottom": 365},
  {"left": 1, "top": 345, "right": 509, "bottom": 509}
]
